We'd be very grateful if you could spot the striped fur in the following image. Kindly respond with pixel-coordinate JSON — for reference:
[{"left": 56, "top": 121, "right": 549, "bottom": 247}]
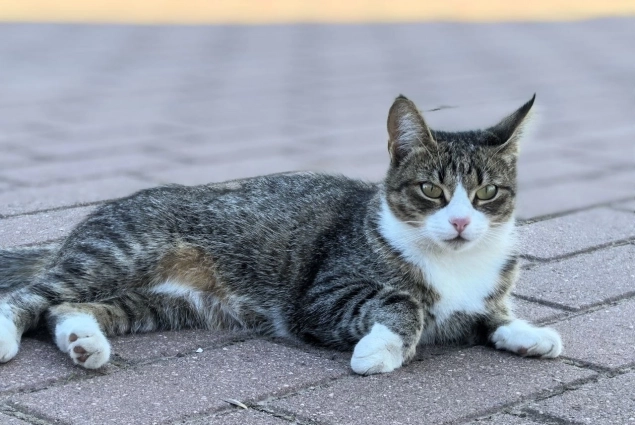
[{"left": 0, "top": 95, "right": 562, "bottom": 373}]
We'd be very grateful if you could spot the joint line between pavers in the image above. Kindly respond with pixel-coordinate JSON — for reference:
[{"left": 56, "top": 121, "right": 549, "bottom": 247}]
[
  {"left": 521, "top": 291, "right": 635, "bottom": 327},
  {"left": 451, "top": 372, "right": 599, "bottom": 425},
  {"left": 511, "top": 294, "right": 579, "bottom": 313},
  {"left": 252, "top": 404, "right": 333, "bottom": 425},
  {"left": 1, "top": 200, "right": 107, "bottom": 219},
  {"left": 517, "top": 196, "right": 635, "bottom": 226},
  {"left": 520, "top": 236, "right": 635, "bottom": 264},
  {"left": 1, "top": 401, "right": 63, "bottom": 425},
  {"left": 521, "top": 408, "right": 583, "bottom": 425}
]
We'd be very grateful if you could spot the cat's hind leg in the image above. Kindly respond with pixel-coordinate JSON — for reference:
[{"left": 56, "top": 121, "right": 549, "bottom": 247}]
[
  {"left": 47, "top": 288, "right": 210, "bottom": 368},
  {"left": 46, "top": 303, "right": 124, "bottom": 369}
]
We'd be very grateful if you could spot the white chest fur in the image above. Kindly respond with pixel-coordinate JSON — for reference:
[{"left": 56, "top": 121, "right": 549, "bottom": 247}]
[{"left": 378, "top": 200, "right": 515, "bottom": 324}]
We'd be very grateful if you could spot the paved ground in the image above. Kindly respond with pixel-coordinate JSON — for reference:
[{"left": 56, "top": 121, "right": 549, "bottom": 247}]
[{"left": 0, "top": 19, "right": 633, "bottom": 425}]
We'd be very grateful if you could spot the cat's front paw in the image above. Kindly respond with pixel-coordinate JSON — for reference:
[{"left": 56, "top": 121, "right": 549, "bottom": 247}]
[
  {"left": 55, "top": 314, "right": 111, "bottom": 369},
  {"left": 351, "top": 323, "right": 405, "bottom": 375},
  {"left": 0, "top": 315, "right": 19, "bottom": 363},
  {"left": 491, "top": 319, "right": 562, "bottom": 358}
]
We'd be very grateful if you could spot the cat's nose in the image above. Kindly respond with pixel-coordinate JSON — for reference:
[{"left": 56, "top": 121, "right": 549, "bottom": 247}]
[{"left": 450, "top": 217, "right": 471, "bottom": 233}]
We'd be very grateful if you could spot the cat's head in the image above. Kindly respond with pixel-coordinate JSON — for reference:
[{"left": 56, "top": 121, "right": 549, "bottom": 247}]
[{"left": 382, "top": 95, "right": 534, "bottom": 253}]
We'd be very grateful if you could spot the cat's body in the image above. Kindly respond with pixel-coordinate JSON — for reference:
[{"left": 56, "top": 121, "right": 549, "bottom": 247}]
[{"left": 0, "top": 95, "right": 562, "bottom": 374}]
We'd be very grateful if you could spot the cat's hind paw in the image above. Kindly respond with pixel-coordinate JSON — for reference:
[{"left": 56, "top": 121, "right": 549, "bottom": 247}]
[
  {"left": 0, "top": 315, "right": 19, "bottom": 363},
  {"left": 491, "top": 319, "right": 562, "bottom": 358},
  {"left": 55, "top": 314, "right": 111, "bottom": 369},
  {"left": 351, "top": 323, "right": 404, "bottom": 375}
]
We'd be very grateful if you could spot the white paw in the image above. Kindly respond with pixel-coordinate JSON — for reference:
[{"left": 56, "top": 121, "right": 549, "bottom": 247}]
[
  {"left": 55, "top": 314, "right": 111, "bottom": 369},
  {"left": 0, "top": 315, "right": 19, "bottom": 363},
  {"left": 351, "top": 323, "right": 404, "bottom": 375},
  {"left": 491, "top": 319, "right": 563, "bottom": 358}
]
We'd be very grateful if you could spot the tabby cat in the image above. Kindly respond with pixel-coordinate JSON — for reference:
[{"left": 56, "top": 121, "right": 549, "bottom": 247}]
[{"left": 0, "top": 95, "right": 562, "bottom": 374}]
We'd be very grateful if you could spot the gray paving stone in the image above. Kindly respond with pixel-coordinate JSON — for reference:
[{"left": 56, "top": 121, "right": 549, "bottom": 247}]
[
  {"left": 511, "top": 297, "right": 566, "bottom": 324},
  {"left": 611, "top": 199, "right": 635, "bottom": 213},
  {"left": 529, "top": 373, "right": 635, "bottom": 425},
  {"left": 140, "top": 157, "right": 310, "bottom": 186},
  {"left": 516, "top": 171, "right": 635, "bottom": 219},
  {"left": 0, "top": 338, "right": 91, "bottom": 395},
  {"left": 518, "top": 208, "right": 635, "bottom": 259},
  {"left": 553, "top": 298, "right": 635, "bottom": 369},
  {"left": 0, "top": 154, "right": 176, "bottom": 186},
  {"left": 515, "top": 244, "right": 635, "bottom": 310},
  {"left": 179, "top": 410, "right": 288, "bottom": 425},
  {"left": 0, "top": 151, "right": 35, "bottom": 168},
  {"left": 0, "top": 206, "right": 94, "bottom": 248},
  {"left": 0, "top": 413, "right": 30, "bottom": 424},
  {"left": 110, "top": 329, "right": 256, "bottom": 363},
  {"left": 517, "top": 156, "right": 610, "bottom": 190},
  {"left": 0, "top": 176, "right": 154, "bottom": 216},
  {"left": 0, "top": 180, "right": 18, "bottom": 193},
  {"left": 270, "top": 347, "right": 594, "bottom": 425},
  {"left": 463, "top": 413, "right": 543, "bottom": 424},
  {"left": 10, "top": 340, "right": 349, "bottom": 425}
]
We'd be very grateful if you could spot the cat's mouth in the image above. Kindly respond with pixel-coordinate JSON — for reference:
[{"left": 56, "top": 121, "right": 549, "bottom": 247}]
[{"left": 443, "top": 236, "right": 470, "bottom": 249}]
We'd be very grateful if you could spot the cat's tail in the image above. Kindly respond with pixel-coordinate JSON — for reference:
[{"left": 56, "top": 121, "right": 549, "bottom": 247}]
[{"left": 0, "top": 244, "right": 59, "bottom": 291}]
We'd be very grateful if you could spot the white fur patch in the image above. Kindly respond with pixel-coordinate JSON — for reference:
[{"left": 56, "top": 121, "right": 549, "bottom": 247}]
[
  {"left": 150, "top": 281, "right": 205, "bottom": 311},
  {"left": 0, "top": 309, "right": 19, "bottom": 363},
  {"left": 55, "top": 313, "right": 111, "bottom": 369},
  {"left": 150, "top": 281, "right": 245, "bottom": 330},
  {"left": 378, "top": 198, "right": 516, "bottom": 338},
  {"left": 351, "top": 323, "right": 404, "bottom": 375},
  {"left": 491, "top": 319, "right": 562, "bottom": 358}
]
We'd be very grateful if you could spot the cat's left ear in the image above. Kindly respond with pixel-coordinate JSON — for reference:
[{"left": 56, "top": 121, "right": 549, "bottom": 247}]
[{"left": 485, "top": 94, "right": 535, "bottom": 155}]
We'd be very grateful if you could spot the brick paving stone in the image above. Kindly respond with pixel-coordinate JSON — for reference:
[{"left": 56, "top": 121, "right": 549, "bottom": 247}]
[
  {"left": 178, "top": 410, "right": 288, "bottom": 425},
  {"left": 0, "top": 176, "right": 154, "bottom": 216},
  {"left": 140, "top": 157, "right": 311, "bottom": 186},
  {"left": 611, "top": 199, "right": 635, "bottom": 213},
  {"left": 518, "top": 208, "right": 635, "bottom": 259},
  {"left": 9, "top": 340, "right": 349, "bottom": 425},
  {"left": 0, "top": 151, "right": 35, "bottom": 168},
  {"left": 516, "top": 171, "right": 635, "bottom": 219},
  {"left": 0, "top": 413, "right": 30, "bottom": 424},
  {"left": 0, "top": 338, "right": 91, "bottom": 395},
  {"left": 463, "top": 413, "right": 543, "bottom": 424},
  {"left": 0, "top": 180, "right": 18, "bottom": 193},
  {"left": 7, "top": 124, "right": 195, "bottom": 160},
  {"left": 110, "top": 329, "right": 256, "bottom": 363},
  {"left": 510, "top": 297, "right": 566, "bottom": 324},
  {"left": 529, "top": 372, "right": 635, "bottom": 425},
  {"left": 553, "top": 298, "right": 635, "bottom": 369},
  {"left": 517, "top": 156, "right": 610, "bottom": 190},
  {"left": 270, "top": 347, "right": 594, "bottom": 425},
  {"left": 0, "top": 206, "right": 94, "bottom": 248},
  {"left": 514, "top": 244, "right": 635, "bottom": 310},
  {"left": 0, "top": 153, "right": 177, "bottom": 186}
]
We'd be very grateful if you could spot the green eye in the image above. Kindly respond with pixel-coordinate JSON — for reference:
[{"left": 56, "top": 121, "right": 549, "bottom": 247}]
[
  {"left": 476, "top": 185, "right": 498, "bottom": 201},
  {"left": 421, "top": 183, "right": 443, "bottom": 199}
]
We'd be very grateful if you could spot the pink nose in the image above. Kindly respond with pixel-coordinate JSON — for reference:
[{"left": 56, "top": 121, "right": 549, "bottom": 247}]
[{"left": 450, "top": 217, "right": 471, "bottom": 233}]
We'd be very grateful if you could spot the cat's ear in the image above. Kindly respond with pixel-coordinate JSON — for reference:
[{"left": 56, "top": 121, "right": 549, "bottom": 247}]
[
  {"left": 485, "top": 94, "right": 536, "bottom": 155},
  {"left": 387, "top": 95, "right": 436, "bottom": 165}
]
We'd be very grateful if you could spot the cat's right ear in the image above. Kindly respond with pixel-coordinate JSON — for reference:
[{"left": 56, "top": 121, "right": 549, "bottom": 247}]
[{"left": 387, "top": 95, "right": 436, "bottom": 166}]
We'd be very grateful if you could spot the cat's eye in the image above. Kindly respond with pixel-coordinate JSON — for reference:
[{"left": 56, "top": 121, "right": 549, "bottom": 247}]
[
  {"left": 421, "top": 182, "right": 443, "bottom": 199},
  {"left": 475, "top": 185, "right": 498, "bottom": 201}
]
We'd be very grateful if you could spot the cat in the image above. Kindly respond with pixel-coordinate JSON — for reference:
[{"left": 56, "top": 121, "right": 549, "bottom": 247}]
[{"left": 0, "top": 94, "right": 562, "bottom": 374}]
